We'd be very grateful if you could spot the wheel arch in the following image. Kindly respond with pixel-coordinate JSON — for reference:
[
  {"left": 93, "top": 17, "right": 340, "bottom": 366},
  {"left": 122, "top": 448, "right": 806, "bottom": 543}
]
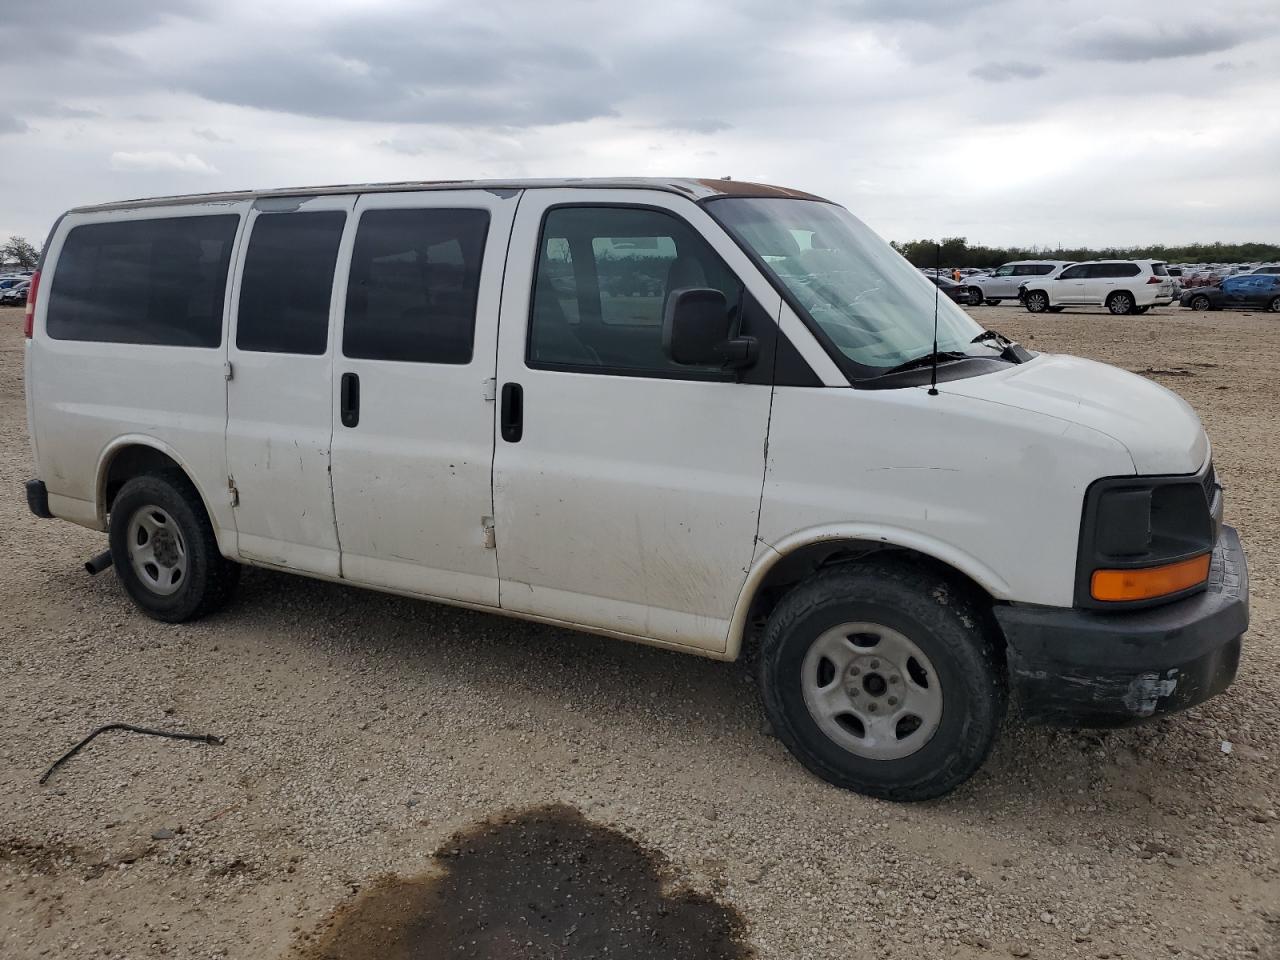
[
  {"left": 95, "top": 436, "right": 231, "bottom": 554},
  {"left": 727, "top": 526, "right": 1012, "bottom": 660}
]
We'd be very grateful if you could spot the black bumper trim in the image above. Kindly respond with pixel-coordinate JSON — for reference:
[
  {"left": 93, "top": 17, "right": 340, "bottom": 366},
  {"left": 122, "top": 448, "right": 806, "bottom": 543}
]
[
  {"left": 995, "top": 525, "right": 1248, "bottom": 726},
  {"left": 26, "top": 479, "right": 53, "bottom": 519}
]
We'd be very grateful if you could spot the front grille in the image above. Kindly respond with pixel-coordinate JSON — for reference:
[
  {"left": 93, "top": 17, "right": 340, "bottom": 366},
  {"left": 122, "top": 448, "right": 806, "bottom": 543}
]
[{"left": 1202, "top": 461, "right": 1217, "bottom": 500}]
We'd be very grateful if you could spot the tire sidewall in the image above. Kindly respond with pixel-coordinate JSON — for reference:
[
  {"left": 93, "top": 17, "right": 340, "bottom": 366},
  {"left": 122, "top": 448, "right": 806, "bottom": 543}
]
[
  {"left": 761, "top": 572, "right": 1002, "bottom": 799},
  {"left": 1026, "top": 291, "right": 1047, "bottom": 313},
  {"left": 109, "top": 475, "right": 215, "bottom": 622}
]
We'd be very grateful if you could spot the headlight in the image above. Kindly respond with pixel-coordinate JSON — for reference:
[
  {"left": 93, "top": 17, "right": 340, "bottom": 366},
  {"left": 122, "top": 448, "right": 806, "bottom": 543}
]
[{"left": 1076, "top": 465, "right": 1219, "bottom": 608}]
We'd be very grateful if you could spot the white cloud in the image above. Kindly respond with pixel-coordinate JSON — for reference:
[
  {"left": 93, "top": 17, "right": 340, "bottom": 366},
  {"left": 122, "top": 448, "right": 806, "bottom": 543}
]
[
  {"left": 108, "top": 150, "right": 219, "bottom": 174},
  {"left": 0, "top": 0, "right": 1276, "bottom": 246}
]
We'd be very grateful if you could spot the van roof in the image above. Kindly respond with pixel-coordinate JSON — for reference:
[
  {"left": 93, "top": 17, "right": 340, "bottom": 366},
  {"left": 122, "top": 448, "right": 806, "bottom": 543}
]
[{"left": 67, "top": 177, "right": 829, "bottom": 215}]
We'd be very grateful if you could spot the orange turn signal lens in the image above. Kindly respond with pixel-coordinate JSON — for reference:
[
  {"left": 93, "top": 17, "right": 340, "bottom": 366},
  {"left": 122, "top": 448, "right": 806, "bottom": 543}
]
[{"left": 1090, "top": 554, "right": 1211, "bottom": 603}]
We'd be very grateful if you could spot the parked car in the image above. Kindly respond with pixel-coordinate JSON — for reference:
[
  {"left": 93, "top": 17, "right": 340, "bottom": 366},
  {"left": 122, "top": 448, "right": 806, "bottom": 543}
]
[
  {"left": 1180, "top": 274, "right": 1280, "bottom": 312},
  {"left": 1245, "top": 264, "right": 1280, "bottom": 276},
  {"left": 1022, "top": 260, "right": 1176, "bottom": 315},
  {"left": 23, "top": 177, "right": 1247, "bottom": 801},
  {"left": 927, "top": 275, "right": 969, "bottom": 303},
  {"left": 963, "top": 261, "right": 1074, "bottom": 306},
  {"left": 0, "top": 280, "right": 30, "bottom": 305}
]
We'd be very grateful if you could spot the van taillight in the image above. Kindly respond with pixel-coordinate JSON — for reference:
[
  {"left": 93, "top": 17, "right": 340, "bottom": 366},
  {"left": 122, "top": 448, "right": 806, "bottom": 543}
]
[{"left": 23, "top": 270, "right": 40, "bottom": 338}]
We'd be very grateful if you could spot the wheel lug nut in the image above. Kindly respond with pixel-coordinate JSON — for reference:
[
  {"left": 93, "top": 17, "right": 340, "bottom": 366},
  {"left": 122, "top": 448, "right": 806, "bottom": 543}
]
[
  {"left": 849, "top": 667, "right": 860, "bottom": 677},
  {"left": 887, "top": 697, "right": 898, "bottom": 706},
  {"left": 890, "top": 675, "right": 900, "bottom": 685},
  {"left": 869, "top": 660, "right": 880, "bottom": 670}
]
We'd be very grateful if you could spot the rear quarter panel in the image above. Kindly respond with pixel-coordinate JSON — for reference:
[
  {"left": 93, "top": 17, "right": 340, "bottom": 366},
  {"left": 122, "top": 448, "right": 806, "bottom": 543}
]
[{"left": 27, "top": 202, "right": 249, "bottom": 543}]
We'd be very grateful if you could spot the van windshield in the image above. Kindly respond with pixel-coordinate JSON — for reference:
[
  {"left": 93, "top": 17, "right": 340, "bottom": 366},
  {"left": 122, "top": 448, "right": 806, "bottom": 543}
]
[{"left": 708, "top": 198, "right": 987, "bottom": 377}]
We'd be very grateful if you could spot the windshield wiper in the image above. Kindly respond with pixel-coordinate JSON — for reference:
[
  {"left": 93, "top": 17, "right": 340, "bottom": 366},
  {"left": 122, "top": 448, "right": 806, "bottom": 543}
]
[
  {"left": 880, "top": 350, "right": 968, "bottom": 376},
  {"left": 970, "top": 329, "right": 1011, "bottom": 348},
  {"left": 971, "top": 328, "right": 1029, "bottom": 363}
]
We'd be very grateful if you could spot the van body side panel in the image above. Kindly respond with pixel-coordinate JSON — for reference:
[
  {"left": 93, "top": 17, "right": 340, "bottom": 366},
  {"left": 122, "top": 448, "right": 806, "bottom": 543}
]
[
  {"left": 224, "top": 196, "right": 355, "bottom": 576},
  {"left": 756, "top": 385, "right": 1136, "bottom": 611},
  {"left": 28, "top": 203, "right": 251, "bottom": 542},
  {"left": 328, "top": 190, "right": 520, "bottom": 606}
]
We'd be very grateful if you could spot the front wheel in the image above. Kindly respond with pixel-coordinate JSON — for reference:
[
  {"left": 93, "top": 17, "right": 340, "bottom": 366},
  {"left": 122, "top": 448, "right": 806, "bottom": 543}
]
[
  {"left": 1268, "top": 296, "right": 1280, "bottom": 313},
  {"left": 1190, "top": 295, "right": 1212, "bottom": 311},
  {"left": 967, "top": 288, "right": 984, "bottom": 307},
  {"left": 1024, "top": 290, "right": 1049, "bottom": 313},
  {"left": 758, "top": 561, "right": 1006, "bottom": 801},
  {"left": 108, "top": 471, "right": 240, "bottom": 623}
]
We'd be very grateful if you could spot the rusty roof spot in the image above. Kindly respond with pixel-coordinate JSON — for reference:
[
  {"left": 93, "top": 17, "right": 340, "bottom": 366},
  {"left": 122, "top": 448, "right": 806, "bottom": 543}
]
[{"left": 694, "top": 179, "right": 828, "bottom": 201}]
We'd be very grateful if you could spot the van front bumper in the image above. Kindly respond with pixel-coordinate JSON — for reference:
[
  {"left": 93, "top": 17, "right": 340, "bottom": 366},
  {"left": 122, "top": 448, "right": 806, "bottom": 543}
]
[{"left": 994, "top": 525, "right": 1248, "bottom": 726}]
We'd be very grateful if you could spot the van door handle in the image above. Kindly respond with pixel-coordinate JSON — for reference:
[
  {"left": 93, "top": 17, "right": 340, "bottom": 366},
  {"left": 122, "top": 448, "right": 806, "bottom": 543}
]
[
  {"left": 340, "top": 372, "right": 360, "bottom": 428},
  {"left": 500, "top": 382, "right": 523, "bottom": 443}
]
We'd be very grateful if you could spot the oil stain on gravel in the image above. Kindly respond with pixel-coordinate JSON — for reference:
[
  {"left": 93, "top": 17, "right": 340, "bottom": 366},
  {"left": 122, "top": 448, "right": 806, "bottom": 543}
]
[{"left": 293, "top": 804, "right": 751, "bottom": 959}]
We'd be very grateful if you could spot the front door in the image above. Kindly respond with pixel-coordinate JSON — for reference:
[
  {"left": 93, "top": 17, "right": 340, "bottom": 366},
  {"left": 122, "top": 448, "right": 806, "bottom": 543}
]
[
  {"left": 1054, "top": 264, "right": 1089, "bottom": 303},
  {"left": 226, "top": 196, "right": 354, "bottom": 575},
  {"left": 328, "top": 190, "right": 518, "bottom": 605},
  {"left": 491, "top": 190, "right": 778, "bottom": 653}
]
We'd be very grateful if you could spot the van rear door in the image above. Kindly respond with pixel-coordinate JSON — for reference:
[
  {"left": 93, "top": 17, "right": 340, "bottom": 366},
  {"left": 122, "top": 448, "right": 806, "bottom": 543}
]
[
  {"left": 225, "top": 195, "right": 354, "bottom": 575},
  {"left": 327, "top": 190, "right": 518, "bottom": 604}
]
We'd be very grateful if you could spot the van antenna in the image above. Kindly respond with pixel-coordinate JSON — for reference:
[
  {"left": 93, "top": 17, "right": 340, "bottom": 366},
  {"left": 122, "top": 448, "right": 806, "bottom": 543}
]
[{"left": 928, "top": 242, "right": 941, "bottom": 396}]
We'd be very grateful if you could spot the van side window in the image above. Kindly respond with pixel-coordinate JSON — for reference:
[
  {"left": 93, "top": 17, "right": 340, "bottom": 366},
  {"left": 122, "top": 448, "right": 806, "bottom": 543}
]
[
  {"left": 343, "top": 208, "right": 489, "bottom": 364},
  {"left": 46, "top": 215, "right": 238, "bottom": 347},
  {"left": 236, "top": 211, "right": 346, "bottom": 355},
  {"left": 528, "top": 206, "right": 742, "bottom": 376}
]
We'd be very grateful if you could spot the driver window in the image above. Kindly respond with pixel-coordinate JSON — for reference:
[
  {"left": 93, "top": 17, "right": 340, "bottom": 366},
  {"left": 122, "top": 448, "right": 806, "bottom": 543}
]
[{"left": 527, "top": 206, "right": 743, "bottom": 376}]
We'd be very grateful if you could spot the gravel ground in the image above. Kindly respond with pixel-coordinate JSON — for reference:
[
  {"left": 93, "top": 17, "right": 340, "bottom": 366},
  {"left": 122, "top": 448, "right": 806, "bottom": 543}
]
[{"left": 1, "top": 303, "right": 1277, "bottom": 959}]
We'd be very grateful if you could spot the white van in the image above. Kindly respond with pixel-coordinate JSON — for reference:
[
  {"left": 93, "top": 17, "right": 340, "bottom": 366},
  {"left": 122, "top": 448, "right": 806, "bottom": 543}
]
[{"left": 23, "top": 178, "right": 1248, "bottom": 800}]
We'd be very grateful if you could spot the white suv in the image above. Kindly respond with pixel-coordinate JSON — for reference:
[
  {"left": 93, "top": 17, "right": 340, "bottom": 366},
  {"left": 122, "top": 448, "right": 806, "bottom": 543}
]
[
  {"left": 1022, "top": 260, "right": 1176, "bottom": 315},
  {"left": 962, "top": 260, "right": 1073, "bottom": 306}
]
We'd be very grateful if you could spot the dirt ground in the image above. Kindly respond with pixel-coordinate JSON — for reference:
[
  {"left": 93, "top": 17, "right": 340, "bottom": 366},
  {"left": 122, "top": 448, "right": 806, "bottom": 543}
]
[{"left": 1, "top": 302, "right": 1277, "bottom": 960}]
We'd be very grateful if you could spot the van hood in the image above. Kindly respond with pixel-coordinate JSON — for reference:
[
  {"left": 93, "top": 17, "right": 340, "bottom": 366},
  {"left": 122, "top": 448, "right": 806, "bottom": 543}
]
[{"left": 938, "top": 353, "right": 1208, "bottom": 475}]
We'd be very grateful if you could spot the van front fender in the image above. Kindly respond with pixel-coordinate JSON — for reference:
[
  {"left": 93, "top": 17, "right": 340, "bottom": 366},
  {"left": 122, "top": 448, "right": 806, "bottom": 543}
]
[{"left": 725, "top": 524, "right": 1015, "bottom": 660}]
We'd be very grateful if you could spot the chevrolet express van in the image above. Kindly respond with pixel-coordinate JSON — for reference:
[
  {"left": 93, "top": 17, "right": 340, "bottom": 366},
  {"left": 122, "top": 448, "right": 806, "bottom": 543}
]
[{"left": 23, "top": 178, "right": 1249, "bottom": 800}]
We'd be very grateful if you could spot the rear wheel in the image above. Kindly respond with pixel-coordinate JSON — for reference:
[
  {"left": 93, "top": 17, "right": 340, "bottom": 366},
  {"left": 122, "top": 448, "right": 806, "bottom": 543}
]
[
  {"left": 1024, "top": 290, "right": 1049, "bottom": 313},
  {"left": 984, "top": 299, "right": 1000, "bottom": 306},
  {"left": 1107, "top": 291, "right": 1135, "bottom": 315},
  {"left": 1047, "top": 305, "right": 1065, "bottom": 313},
  {"left": 108, "top": 471, "right": 239, "bottom": 623},
  {"left": 758, "top": 560, "right": 1006, "bottom": 801},
  {"left": 1268, "top": 296, "right": 1280, "bottom": 313},
  {"left": 1134, "top": 305, "right": 1150, "bottom": 314},
  {"left": 967, "top": 288, "right": 984, "bottom": 307},
  {"left": 1190, "top": 295, "right": 1212, "bottom": 311}
]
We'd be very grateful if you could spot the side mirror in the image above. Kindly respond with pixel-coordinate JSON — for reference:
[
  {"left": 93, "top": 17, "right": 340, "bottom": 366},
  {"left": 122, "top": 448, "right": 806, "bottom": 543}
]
[{"left": 661, "top": 287, "right": 757, "bottom": 369}]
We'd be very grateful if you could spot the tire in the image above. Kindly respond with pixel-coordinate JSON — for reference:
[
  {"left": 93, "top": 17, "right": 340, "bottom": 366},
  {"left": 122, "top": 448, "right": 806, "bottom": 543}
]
[
  {"left": 1134, "top": 305, "right": 1150, "bottom": 314},
  {"left": 984, "top": 299, "right": 1000, "bottom": 306},
  {"left": 1024, "top": 290, "right": 1049, "bottom": 313},
  {"left": 108, "top": 471, "right": 240, "bottom": 623},
  {"left": 758, "top": 560, "right": 1006, "bottom": 801},
  {"left": 1190, "top": 295, "right": 1211, "bottom": 311},
  {"left": 1268, "top": 296, "right": 1280, "bottom": 313},
  {"left": 1047, "top": 305, "right": 1066, "bottom": 313},
  {"left": 966, "top": 288, "right": 984, "bottom": 307},
  {"left": 1107, "top": 291, "right": 1135, "bottom": 315}
]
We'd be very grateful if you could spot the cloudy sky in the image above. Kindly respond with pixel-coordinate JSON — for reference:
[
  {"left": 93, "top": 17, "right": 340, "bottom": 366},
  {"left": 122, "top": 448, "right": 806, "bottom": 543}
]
[{"left": 2, "top": 0, "right": 1278, "bottom": 248}]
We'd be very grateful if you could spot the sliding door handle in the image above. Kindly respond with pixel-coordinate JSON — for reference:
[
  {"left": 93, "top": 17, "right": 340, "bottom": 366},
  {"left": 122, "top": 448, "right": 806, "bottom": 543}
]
[
  {"left": 500, "top": 382, "right": 523, "bottom": 443},
  {"left": 340, "top": 372, "right": 360, "bottom": 428}
]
